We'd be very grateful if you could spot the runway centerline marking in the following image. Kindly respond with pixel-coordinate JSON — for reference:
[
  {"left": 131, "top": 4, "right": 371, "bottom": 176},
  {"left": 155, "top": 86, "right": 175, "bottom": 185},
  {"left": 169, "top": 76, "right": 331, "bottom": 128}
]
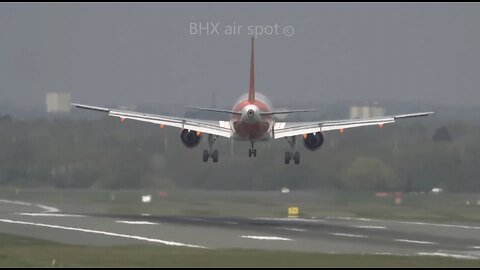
[
  {"left": 241, "top": 235, "right": 293, "bottom": 241},
  {"left": 252, "top": 217, "right": 325, "bottom": 222},
  {"left": 15, "top": 213, "right": 85, "bottom": 217},
  {"left": 0, "top": 218, "right": 205, "bottom": 249},
  {"left": 222, "top": 221, "right": 238, "bottom": 225},
  {"left": 276, "top": 227, "right": 307, "bottom": 232},
  {"left": 354, "top": 225, "right": 386, "bottom": 230},
  {"left": 116, "top": 221, "right": 158, "bottom": 225},
  {"left": 330, "top": 233, "right": 368, "bottom": 238},
  {"left": 394, "top": 239, "right": 437, "bottom": 245}
]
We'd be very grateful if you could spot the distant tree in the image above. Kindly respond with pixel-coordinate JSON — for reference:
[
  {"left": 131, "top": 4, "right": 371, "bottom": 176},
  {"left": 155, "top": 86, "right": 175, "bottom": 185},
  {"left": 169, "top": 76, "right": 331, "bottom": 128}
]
[
  {"left": 0, "top": 114, "right": 12, "bottom": 123},
  {"left": 340, "top": 157, "right": 399, "bottom": 191},
  {"left": 432, "top": 126, "right": 452, "bottom": 143}
]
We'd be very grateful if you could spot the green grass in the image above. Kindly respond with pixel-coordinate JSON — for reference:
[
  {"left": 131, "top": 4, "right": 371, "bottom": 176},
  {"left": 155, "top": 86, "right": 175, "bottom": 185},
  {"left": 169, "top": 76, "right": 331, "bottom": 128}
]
[{"left": 0, "top": 233, "right": 479, "bottom": 267}]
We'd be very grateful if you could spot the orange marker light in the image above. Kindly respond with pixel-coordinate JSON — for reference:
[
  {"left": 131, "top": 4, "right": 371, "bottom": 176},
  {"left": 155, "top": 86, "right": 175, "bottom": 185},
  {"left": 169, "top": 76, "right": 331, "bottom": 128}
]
[
  {"left": 196, "top": 131, "right": 202, "bottom": 136},
  {"left": 340, "top": 128, "right": 345, "bottom": 134},
  {"left": 378, "top": 123, "right": 384, "bottom": 128},
  {"left": 303, "top": 134, "right": 308, "bottom": 139},
  {"left": 120, "top": 117, "right": 126, "bottom": 123},
  {"left": 160, "top": 124, "right": 165, "bottom": 129}
]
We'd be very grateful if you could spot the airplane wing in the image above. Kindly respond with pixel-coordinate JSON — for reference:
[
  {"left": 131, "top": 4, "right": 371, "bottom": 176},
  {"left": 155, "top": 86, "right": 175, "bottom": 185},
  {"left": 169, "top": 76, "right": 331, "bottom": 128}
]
[
  {"left": 71, "top": 103, "right": 232, "bottom": 138},
  {"left": 272, "top": 112, "right": 434, "bottom": 139}
]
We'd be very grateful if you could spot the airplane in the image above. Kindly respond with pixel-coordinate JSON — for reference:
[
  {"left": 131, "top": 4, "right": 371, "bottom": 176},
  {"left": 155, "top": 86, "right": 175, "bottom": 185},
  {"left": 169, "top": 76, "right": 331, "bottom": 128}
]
[{"left": 72, "top": 37, "right": 434, "bottom": 165}]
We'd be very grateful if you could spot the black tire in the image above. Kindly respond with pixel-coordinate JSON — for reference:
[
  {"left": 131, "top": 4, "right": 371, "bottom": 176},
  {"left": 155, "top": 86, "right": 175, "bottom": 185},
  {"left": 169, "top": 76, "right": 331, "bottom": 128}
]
[
  {"left": 294, "top": 151, "right": 300, "bottom": 165},
  {"left": 284, "top": 152, "right": 291, "bottom": 164},
  {"left": 248, "top": 149, "right": 252, "bottom": 157},
  {"left": 202, "top": 150, "right": 209, "bottom": 162},
  {"left": 253, "top": 149, "right": 257, "bottom": 157},
  {"left": 212, "top": 150, "right": 219, "bottom": 163}
]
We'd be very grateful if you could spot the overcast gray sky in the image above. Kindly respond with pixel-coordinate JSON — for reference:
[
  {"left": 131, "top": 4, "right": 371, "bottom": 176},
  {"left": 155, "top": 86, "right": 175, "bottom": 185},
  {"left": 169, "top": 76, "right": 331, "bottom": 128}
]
[{"left": 0, "top": 3, "right": 479, "bottom": 111}]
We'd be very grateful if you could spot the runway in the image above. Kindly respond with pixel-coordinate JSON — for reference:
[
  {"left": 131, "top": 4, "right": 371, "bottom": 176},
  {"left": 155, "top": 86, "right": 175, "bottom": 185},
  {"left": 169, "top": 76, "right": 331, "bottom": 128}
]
[{"left": 1, "top": 198, "right": 480, "bottom": 259}]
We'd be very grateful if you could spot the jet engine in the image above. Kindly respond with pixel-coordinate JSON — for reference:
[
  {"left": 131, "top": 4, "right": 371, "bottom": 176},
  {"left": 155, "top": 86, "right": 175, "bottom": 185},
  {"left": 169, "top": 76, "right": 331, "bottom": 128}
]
[
  {"left": 303, "top": 132, "right": 324, "bottom": 151},
  {"left": 180, "top": 129, "right": 201, "bottom": 148}
]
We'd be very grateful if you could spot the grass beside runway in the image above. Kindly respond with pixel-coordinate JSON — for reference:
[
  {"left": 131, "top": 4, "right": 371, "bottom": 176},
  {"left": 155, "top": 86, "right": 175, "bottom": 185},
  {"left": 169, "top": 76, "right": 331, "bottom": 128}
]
[{"left": 0, "top": 233, "right": 479, "bottom": 267}]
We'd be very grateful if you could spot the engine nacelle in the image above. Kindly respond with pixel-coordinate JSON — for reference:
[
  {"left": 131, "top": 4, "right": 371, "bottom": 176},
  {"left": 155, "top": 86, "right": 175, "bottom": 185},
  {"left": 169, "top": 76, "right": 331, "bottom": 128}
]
[
  {"left": 303, "top": 132, "right": 324, "bottom": 151},
  {"left": 180, "top": 129, "right": 201, "bottom": 148}
]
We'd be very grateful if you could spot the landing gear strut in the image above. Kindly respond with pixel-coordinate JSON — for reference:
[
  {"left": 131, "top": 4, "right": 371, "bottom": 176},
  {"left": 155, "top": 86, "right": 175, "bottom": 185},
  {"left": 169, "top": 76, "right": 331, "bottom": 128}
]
[
  {"left": 203, "top": 134, "right": 219, "bottom": 163},
  {"left": 284, "top": 136, "right": 300, "bottom": 165},
  {"left": 248, "top": 141, "right": 257, "bottom": 157}
]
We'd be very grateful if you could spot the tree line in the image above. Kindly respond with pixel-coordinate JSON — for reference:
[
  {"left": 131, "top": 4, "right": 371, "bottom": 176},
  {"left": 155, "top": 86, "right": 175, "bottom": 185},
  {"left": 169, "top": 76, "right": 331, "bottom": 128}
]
[{"left": 0, "top": 115, "right": 478, "bottom": 192}]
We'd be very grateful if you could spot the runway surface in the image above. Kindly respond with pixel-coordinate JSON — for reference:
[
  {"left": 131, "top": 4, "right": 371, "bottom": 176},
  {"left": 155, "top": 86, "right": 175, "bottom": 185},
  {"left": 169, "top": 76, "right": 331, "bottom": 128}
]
[{"left": 1, "top": 198, "right": 480, "bottom": 259}]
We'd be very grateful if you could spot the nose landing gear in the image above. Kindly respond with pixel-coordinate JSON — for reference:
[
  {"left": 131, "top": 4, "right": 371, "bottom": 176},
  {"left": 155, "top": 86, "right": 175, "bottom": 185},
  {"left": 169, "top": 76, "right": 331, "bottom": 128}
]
[{"left": 248, "top": 141, "right": 257, "bottom": 157}]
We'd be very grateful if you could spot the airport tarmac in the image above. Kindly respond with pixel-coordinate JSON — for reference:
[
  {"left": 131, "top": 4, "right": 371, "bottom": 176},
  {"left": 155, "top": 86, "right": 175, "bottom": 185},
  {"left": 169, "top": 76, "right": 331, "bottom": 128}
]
[{"left": 1, "top": 198, "right": 480, "bottom": 259}]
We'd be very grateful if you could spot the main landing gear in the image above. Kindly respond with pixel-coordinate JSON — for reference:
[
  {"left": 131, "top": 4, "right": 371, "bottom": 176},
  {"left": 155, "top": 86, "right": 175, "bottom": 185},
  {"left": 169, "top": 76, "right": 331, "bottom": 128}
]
[
  {"left": 203, "top": 134, "right": 219, "bottom": 163},
  {"left": 248, "top": 141, "right": 257, "bottom": 157},
  {"left": 284, "top": 136, "right": 300, "bottom": 165}
]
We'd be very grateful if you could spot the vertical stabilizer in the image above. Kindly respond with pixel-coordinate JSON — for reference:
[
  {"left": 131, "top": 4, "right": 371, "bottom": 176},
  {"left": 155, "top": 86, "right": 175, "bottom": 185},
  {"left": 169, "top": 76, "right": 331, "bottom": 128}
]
[{"left": 248, "top": 37, "right": 255, "bottom": 102}]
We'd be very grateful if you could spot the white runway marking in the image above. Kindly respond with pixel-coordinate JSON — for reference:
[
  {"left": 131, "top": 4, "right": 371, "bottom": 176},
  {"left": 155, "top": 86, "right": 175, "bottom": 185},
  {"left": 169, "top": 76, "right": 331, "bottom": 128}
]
[
  {"left": 116, "top": 221, "right": 158, "bottom": 225},
  {"left": 329, "top": 216, "right": 480, "bottom": 230},
  {"left": 187, "top": 218, "right": 205, "bottom": 222},
  {"left": 328, "top": 217, "right": 372, "bottom": 222},
  {"left": 16, "top": 213, "right": 85, "bottom": 217},
  {"left": 394, "top": 239, "right": 437, "bottom": 245},
  {"left": 471, "top": 246, "right": 480, "bottom": 249},
  {"left": 417, "top": 252, "right": 478, "bottom": 259},
  {"left": 241, "top": 235, "right": 292, "bottom": 241},
  {"left": 0, "top": 199, "right": 32, "bottom": 206},
  {"left": 331, "top": 233, "right": 367, "bottom": 238},
  {"left": 0, "top": 219, "right": 205, "bottom": 248},
  {"left": 253, "top": 217, "right": 325, "bottom": 222},
  {"left": 277, "top": 227, "right": 307, "bottom": 232},
  {"left": 373, "top": 252, "right": 393, "bottom": 255},
  {"left": 222, "top": 221, "right": 238, "bottom": 225},
  {"left": 354, "top": 225, "right": 386, "bottom": 230},
  {"left": 35, "top": 204, "right": 59, "bottom": 213},
  {"left": 0, "top": 199, "right": 59, "bottom": 213}
]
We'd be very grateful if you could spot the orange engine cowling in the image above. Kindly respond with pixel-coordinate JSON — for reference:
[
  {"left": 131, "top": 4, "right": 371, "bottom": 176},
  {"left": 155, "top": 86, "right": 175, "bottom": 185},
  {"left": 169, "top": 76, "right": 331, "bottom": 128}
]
[
  {"left": 303, "top": 132, "right": 324, "bottom": 151},
  {"left": 180, "top": 129, "right": 201, "bottom": 148}
]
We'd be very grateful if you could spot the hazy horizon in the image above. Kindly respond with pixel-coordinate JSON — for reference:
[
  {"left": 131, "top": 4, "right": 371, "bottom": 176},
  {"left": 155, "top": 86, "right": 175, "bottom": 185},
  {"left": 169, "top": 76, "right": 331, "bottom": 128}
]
[{"left": 0, "top": 3, "right": 479, "bottom": 113}]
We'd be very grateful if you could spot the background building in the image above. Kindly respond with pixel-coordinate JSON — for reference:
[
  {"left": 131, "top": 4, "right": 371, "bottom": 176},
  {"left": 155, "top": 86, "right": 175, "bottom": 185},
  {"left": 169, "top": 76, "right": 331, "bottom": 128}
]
[
  {"left": 46, "top": 92, "right": 71, "bottom": 113},
  {"left": 349, "top": 101, "right": 385, "bottom": 119}
]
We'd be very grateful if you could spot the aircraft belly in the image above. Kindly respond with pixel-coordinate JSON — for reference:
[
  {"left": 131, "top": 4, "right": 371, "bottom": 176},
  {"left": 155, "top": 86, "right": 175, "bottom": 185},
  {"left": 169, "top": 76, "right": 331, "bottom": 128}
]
[{"left": 233, "top": 121, "right": 270, "bottom": 140}]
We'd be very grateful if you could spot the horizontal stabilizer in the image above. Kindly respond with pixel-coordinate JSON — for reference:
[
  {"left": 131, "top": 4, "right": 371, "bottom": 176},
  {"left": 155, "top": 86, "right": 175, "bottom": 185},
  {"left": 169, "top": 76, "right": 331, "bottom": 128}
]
[
  {"left": 260, "top": 109, "right": 320, "bottom": 116},
  {"left": 185, "top": 106, "right": 241, "bottom": 115}
]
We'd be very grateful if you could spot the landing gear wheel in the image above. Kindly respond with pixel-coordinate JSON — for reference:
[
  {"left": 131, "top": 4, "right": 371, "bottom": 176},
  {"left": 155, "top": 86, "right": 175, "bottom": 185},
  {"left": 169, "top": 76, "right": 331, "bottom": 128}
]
[
  {"left": 285, "top": 152, "right": 291, "bottom": 164},
  {"left": 294, "top": 151, "right": 300, "bottom": 165},
  {"left": 203, "top": 134, "right": 219, "bottom": 163},
  {"left": 202, "top": 150, "right": 209, "bottom": 162},
  {"left": 248, "top": 141, "right": 257, "bottom": 158}
]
